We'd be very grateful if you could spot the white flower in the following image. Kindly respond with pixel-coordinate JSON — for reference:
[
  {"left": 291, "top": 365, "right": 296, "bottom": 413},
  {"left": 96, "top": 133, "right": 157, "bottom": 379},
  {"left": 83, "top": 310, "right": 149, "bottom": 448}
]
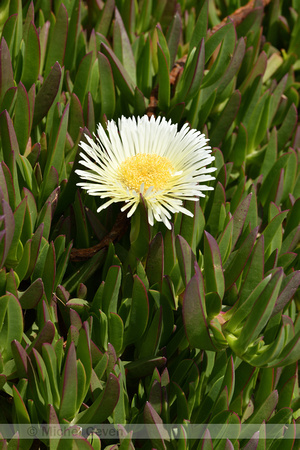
[{"left": 76, "top": 115, "right": 216, "bottom": 229}]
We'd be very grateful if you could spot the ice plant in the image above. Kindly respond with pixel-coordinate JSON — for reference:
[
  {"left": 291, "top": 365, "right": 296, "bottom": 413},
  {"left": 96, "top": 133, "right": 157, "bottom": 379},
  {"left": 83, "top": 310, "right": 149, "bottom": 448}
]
[{"left": 76, "top": 115, "right": 216, "bottom": 229}]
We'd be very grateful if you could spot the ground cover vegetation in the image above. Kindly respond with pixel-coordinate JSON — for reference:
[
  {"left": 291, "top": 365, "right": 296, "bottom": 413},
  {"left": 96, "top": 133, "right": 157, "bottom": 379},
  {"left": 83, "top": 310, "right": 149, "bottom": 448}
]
[{"left": 0, "top": 0, "right": 299, "bottom": 448}]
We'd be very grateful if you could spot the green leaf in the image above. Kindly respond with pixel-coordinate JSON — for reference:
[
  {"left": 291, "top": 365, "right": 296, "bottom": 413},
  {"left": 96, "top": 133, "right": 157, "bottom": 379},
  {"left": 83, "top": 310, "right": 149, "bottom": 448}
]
[
  {"left": 217, "top": 37, "right": 246, "bottom": 96},
  {"left": 268, "top": 329, "right": 300, "bottom": 368},
  {"left": 238, "top": 75, "right": 263, "bottom": 128},
  {"left": 272, "top": 271, "right": 300, "bottom": 318},
  {"left": 277, "top": 103, "right": 297, "bottom": 150},
  {"left": 138, "top": 0, "right": 153, "bottom": 33},
  {"left": 87, "top": 433, "right": 101, "bottom": 450},
  {"left": 206, "top": 182, "right": 226, "bottom": 237},
  {"left": 0, "top": 37, "right": 14, "bottom": 104},
  {"left": 13, "top": 82, "right": 31, "bottom": 155},
  {"left": 189, "top": 1, "right": 208, "bottom": 51},
  {"left": 269, "top": 74, "right": 288, "bottom": 127},
  {"left": 0, "top": 293, "right": 23, "bottom": 362},
  {"left": 246, "top": 91, "right": 269, "bottom": 153},
  {"left": 146, "top": 233, "right": 164, "bottom": 290},
  {"left": 21, "top": 22, "right": 40, "bottom": 90},
  {"left": 143, "top": 402, "right": 169, "bottom": 450},
  {"left": 75, "top": 373, "right": 120, "bottom": 424},
  {"left": 19, "top": 278, "right": 43, "bottom": 309},
  {"left": 166, "top": 12, "right": 181, "bottom": 68},
  {"left": 224, "top": 226, "right": 258, "bottom": 290},
  {"left": 0, "top": 294, "right": 9, "bottom": 336},
  {"left": 281, "top": 225, "right": 300, "bottom": 254},
  {"left": 282, "top": 148, "right": 298, "bottom": 202},
  {"left": 15, "top": 240, "right": 30, "bottom": 281},
  {"left": 44, "top": 103, "right": 69, "bottom": 181},
  {"left": 205, "top": 22, "right": 233, "bottom": 63},
  {"left": 220, "top": 356, "right": 235, "bottom": 405},
  {"left": 114, "top": 8, "right": 136, "bottom": 85},
  {"left": 133, "top": 85, "right": 146, "bottom": 115},
  {"left": 197, "top": 429, "right": 213, "bottom": 449},
  {"left": 102, "top": 265, "right": 122, "bottom": 315},
  {"left": 243, "top": 390, "right": 278, "bottom": 426},
  {"left": 42, "top": 344, "right": 60, "bottom": 410},
  {"left": 225, "top": 274, "right": 271, "bottom": 336},
  {"left": 0, "top": 86, "right": 17, "bottom": 120},
  {"left": 68, "top": 94, "right": 84, "bottom": 146},
  {"left": 48, "top": 404, "right": 61, "bottom": 450},
  {"left": 27, "top": 320, "right": 55, "bottom": 355},
  {"left": 138, "top": 307, "right": 162, "bottom": 358},
  {"left": 55, "top": 241, "right": 73, "bottom": 290},
  {"left": 128, "top": 198, "right": 150, "bottom": 266},
  {"left": 73, "top": 189, "right": 90, "bottom": 249},
  {"left": 172, "top": 382, "right": 189, "bottom": 422},
  {"left": 63, "top": 249, "right": 106, "bottom": 294},
  {"left": 98, "top": 52, "right": 116, "bottom": 120},
  {"left": 6, "top": 197, "right": 26, "bottom": 263},
  {"left": 92, "top": 309, "right": 108, "bottom": 351},
  {"left": 32, "top": 236, "right": 49, "bottom": 281},
  {"left": 157, "top": 43, "right": 170, "bottom": 111},
  {"left": 239, "top": 51, "right": 267, "bottom": 94},
  {"left": 32, "top": 351, "right": 52, "bottom": 410},
  {"left": 261, "top": 127, "right": 277, "bottom": 180},
  {"left": 11, "top": 339, "right": 28, "bottom": 379},
  {"left": 64, "top": 0, "right": 81, "bottom": 70},
  {"left": 175, "top": 40, "right": 205, "bottom": 106},
  {"left": 217, "top": 217, "right": 233, "bottom": 264},
  {"left": 202, "top": 21, "right": 236, "bottom": 89},
  {"left": 137, "top": 35, "right": 152, "bottom": 97},
  {"left": 163, "top": 227, "right": 176, "bottom": 277},
  {"left": 59, "top": 341, "right": 77, "bottom": 421},
  {"left": 204, "top": 233, "right": 225, "bottom": 304},
  {"left": 32, "top": 62, "right": 62, "bottom": 127},
  {"left": 277, "top": 376, "right": 296, "bottom": 410},
  {"left": 101, "top": 43, "right": 135, "bottom": 105},
  {"left": 231, "top": 123, "right": 247, "bottom": 167},
  {"left": 108, "top": 313, "right": 124, "bottom": 356},
  {"left": 262, "top": 210, "right": 288, "bottom": 258},
  {"left": 0, "top": 111, "right": 21, "bottom": 205},
  {"left": 96, "top": 0, "right": 115, "bottom": 36},
  {"left": 0, "top": 199, "right": 15, "bottom": 269},
  {"left": 253, "top": 94, "right": 271, "bottom": 150},
  {"left": 124, "top": 275, "right": 149, "bottom": 346},
  {"left": 288, "top": 9, "right": 300, "bottom": 57},
  {"left": 120, "top": 0, "right": 135, "bottom": 39},
  {"left": 237, "top": 268, "right": 283, "bottom": 354},
  {"left": 75, "top": 325, "right": 92, "bottom": 405},
  {"left": 44, "top": 3, "right": 68, "bottom": 77},
  {"left": 259, "top": 153, "right": 290, "bottom": 206},
  {"left": 13, "top": 384, "right": 31, "bottom": 424},
  {"left": 239, "top": 235, "right": 264, "bottom": 305},
  {"left": 231, "top": 193, "right": 252, "bottom": 249},
  {"left": 39, "top": 165, "right": 59, "bottom": 211},
  {"left": 175, "top": 235, "right": 196, "bottom": 288},
  {"left": 209, "top": 90, "right": 241, "bottom": 147},
  {"left": 26, "top": 223, "right": 44, "bottom": 279},
  {"left": 73, "top": 52, "right": 93, "bottom": 105},
  {"left": 195, "top": 89, "right": 217, "bottom": 130},
  {"left": 183, "top": 267, "right": 217, "bottom": 351},
  {"left": 40, "top": 241, "right": 55, "bottom": 302},
  {"left": 1, "top": 11, "right": 17, "bottom": 57}
]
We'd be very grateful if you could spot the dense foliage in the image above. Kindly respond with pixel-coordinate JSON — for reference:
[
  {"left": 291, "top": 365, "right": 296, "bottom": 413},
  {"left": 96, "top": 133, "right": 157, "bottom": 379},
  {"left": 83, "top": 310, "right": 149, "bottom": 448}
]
[{"left": 0, "top": 0, "right": 299, "bottom": 448}]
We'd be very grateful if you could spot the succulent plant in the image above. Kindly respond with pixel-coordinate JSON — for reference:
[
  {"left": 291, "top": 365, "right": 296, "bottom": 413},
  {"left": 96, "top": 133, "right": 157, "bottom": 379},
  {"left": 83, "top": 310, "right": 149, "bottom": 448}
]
[{"left": 0, "top": 0, "right": 299, "bottom": 448}]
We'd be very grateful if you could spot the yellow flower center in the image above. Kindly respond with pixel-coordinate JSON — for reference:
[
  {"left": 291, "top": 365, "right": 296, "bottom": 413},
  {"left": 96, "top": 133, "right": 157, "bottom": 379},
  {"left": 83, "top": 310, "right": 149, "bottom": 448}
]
[{"left": 118, "top": 153, "right": 174, "bottom": 192}]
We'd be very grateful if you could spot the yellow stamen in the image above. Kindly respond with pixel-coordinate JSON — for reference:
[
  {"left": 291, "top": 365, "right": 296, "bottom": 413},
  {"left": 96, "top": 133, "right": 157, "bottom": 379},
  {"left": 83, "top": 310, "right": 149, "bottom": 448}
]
[{"left": 118, "top": 153, "right": 174, "bottom": 192}]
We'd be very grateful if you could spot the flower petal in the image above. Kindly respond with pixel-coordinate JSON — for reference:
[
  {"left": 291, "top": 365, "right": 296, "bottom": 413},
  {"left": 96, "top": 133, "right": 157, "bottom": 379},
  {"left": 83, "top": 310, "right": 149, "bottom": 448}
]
[{"left": 76, "top": 115, "right": 216, "bottom": 228}]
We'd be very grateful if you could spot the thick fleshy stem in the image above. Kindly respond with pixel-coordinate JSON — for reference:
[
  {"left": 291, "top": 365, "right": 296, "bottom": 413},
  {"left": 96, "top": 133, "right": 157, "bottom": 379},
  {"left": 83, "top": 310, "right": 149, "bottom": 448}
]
[{"left": 70, "top": 211, "right": 130, "bottom": 261}]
